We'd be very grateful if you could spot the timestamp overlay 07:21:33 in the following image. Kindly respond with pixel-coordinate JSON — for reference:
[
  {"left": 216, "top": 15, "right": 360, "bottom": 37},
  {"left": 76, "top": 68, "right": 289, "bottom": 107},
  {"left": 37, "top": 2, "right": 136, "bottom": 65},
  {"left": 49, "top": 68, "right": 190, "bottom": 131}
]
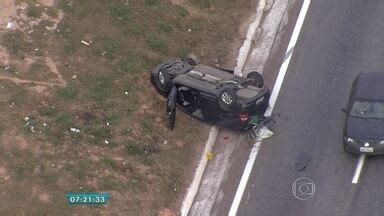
[{"left": 66, "top": 193, "right": 110, "bottom": 205}]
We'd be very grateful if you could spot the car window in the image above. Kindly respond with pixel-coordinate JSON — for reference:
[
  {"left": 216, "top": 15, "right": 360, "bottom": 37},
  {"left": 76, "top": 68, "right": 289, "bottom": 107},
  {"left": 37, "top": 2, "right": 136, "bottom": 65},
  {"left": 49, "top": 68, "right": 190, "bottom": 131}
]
[{"left": 350, "top": 100, "right": 384, "bottom": 119}]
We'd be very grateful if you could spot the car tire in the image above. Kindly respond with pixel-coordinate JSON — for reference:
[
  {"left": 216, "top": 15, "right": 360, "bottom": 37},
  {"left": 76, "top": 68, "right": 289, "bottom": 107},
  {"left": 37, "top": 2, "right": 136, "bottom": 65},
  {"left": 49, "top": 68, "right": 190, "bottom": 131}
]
[
  {"left": 218, "top": 88, "right": 237, "bottom": 111},
  {"left": 186, "top": 54, "right": 200, "bottom": 66},
  {"left": 151, "top": 67, "right": 171, "bottom": 94},
  {"left": 246, "top": 71, "right": 264, "bottom": 88}
]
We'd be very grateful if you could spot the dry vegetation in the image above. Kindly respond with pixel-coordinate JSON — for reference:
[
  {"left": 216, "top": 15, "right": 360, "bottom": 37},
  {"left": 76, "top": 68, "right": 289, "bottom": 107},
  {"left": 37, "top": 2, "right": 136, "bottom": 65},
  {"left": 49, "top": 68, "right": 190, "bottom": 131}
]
[{"left": 0, "top": 0, "right": 252, "bottom": 215}]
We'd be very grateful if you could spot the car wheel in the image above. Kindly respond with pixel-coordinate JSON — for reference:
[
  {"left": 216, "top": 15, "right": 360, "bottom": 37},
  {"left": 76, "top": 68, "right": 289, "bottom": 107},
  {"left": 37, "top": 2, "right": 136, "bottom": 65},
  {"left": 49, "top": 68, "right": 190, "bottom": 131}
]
[
  {"left": 246, "top": 71, "right": 264, "bottom": 88},
  {"left": 151, "top": 67, "right": 171, "bottom": 94},
  {"left": 186, "top": 54, "right": 200, "bottom": 66},
  {"left": 218, "top": 88, "right": 237, "bottom": 111}
]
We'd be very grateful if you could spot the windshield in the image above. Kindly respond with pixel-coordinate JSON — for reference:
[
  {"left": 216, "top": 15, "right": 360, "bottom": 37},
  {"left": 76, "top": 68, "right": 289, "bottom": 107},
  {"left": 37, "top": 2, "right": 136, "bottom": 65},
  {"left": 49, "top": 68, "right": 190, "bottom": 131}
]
[{"left": 350, "top": 100, "right": 384, "bottom": 119}]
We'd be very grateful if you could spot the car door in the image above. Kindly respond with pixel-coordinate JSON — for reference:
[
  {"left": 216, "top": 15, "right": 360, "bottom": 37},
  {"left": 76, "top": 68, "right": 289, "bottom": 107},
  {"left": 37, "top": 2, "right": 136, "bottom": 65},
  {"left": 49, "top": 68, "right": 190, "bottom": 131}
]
[{"left": 166, "top": 86, "right": 177, "bottom": 130}]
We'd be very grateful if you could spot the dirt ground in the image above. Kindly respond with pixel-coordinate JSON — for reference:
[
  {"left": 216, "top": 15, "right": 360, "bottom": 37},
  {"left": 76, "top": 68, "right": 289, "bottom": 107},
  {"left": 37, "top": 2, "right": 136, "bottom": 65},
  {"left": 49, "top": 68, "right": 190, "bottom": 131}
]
[{"left": 0, "top": 0, "right": 255, "bottom": 215}]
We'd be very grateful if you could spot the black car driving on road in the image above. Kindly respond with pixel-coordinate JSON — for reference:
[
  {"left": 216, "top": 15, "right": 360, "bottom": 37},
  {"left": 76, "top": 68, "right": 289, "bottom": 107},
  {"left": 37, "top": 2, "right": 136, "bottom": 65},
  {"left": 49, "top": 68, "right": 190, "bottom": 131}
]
[
  {"left": 150, "top": 55, "right": 270, "bottom": 130},
  {"left": 343, "top": 72, "right": 384, "bottom": 154}
]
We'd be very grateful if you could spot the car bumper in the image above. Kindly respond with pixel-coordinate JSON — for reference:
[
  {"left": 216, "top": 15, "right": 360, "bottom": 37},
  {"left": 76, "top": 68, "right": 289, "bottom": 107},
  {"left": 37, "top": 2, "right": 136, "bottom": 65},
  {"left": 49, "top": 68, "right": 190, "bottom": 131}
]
[{"left": 344, "top": 142, "right": 384, "bottom": 155}]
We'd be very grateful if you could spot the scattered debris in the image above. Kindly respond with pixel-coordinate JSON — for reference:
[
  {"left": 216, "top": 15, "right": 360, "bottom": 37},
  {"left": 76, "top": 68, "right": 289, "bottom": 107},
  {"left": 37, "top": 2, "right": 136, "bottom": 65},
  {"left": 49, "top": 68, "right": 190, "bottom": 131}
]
[
  {"left": 70, "top": 127, "right": 80, "bottom": 133},
  {"left": 72, "top": 74, "right": 77, "bottom": 79},
  {"left": 81, "top": 40, "right": 90, "bottom": 46},
  {"left": 9, "top": 102, "right": 14, "bottom": 108},
  {"left": 254, "top": 126, "right": 273, "bottom": 141},
  {"left": 6, "top": 22, "right": 12, "bottom": 29},
  {"left": 206, "top": 152, "right": 213, "bottom": 160},
  {"left": 24, "top": 117, "right": 36, "bottom": 133}
]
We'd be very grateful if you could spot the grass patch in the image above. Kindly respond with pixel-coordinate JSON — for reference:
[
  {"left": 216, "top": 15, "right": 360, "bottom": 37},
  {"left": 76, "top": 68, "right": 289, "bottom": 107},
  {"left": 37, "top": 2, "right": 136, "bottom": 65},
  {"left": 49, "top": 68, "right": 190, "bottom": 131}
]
[
  {"left": 27, "top": 5, "right": 43, "bottom": 18},
  {"left": 145, "top": 35, "right": 168, "bottom": 53},
  {"left": 57, "top": 86, "right": 78, "bottom": 100},
  {"left": 98, "top": 38, "right": 123, "bottom": 59},
  {"left": 2, "top": 31, "right": 29, "bottom": 57},
  {"left": 108, "top": 4, "right": 131, "bottom": 23},
  {"left": 39, "top": 170, "right": 59, "bottom": 185},
  {"left": 38, "top": 106, "right": 57, "bottom": 116},
  {"left": 90, "top": 78, "right": 114, "bottom": 102},
  {"left": 125, "top": 139, "right": 160, "bottom": 156},
  {"left": 125, "top": 141, "right": 142, "bottom": 156},
  {"left": 67, "top": 159, "right": 93, "bottom": 181},
  {"left": 175, "top": 5, "right": 189, "bottom": 17},
  {"left": 157, "top": 21, "right": 174, "bottom": 33},
  {"left": 144, "top": 0, "right": 160, "bottom": 6},
  {"left": 100, "top": 157, "right": 118, "bottom": 171},
  {"left": 98, "top": 175, "right": 120, "bottom": 190},
  {"left": 0, "top": 0, "right": 244, "bottom": 214},
  {"left": 189, "top": 0, "right": 215, "bottom": 8},
  {"left": 127, "top": 177, "right": 146, "bottom": 193}
]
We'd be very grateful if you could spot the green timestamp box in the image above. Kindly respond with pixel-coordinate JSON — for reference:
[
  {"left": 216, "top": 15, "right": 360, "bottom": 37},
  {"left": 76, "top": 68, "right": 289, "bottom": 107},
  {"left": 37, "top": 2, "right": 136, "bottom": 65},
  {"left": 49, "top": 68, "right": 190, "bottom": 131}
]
[{"left": 66, "top": 193, "right": 110, "bottom": 205}]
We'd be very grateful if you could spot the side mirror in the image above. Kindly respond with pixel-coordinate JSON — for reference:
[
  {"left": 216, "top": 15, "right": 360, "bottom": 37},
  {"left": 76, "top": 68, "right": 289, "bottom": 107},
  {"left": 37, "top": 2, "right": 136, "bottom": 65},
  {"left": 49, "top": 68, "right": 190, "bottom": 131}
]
[{"left": 341, "top": 108, "right": 347, "bottom": 114}]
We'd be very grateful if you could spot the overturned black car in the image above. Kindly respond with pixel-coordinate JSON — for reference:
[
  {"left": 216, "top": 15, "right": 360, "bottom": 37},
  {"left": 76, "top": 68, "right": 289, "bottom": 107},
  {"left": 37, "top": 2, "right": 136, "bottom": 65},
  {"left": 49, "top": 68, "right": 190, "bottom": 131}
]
[{"left": 150, "top": 55, "right": 270, "bottom": 130}]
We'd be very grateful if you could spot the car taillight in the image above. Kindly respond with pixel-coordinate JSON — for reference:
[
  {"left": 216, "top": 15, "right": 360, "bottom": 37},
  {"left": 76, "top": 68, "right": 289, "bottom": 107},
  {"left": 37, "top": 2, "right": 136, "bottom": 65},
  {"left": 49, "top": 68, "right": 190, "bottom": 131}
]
[{"left": 240, "top": 113, "right": 249, "bottom": 122}]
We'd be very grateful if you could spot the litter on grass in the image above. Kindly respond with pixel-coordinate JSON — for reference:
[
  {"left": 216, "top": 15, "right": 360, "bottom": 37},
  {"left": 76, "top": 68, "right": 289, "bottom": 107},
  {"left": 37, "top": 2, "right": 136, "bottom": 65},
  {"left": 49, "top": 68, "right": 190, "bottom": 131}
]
[
  {"left": 70, "top": 127, "right": 80, "bottom": 133},
  {"left": 81, "top": 40, "right": 90, "bottom": 46}
]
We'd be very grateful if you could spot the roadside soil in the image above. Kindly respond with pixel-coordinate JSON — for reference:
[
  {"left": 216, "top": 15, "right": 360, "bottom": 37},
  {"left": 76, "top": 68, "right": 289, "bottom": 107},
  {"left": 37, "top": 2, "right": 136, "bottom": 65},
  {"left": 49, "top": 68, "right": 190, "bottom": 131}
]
[{"left": 0, "top": 0, "right": 257, "bottom": 215}]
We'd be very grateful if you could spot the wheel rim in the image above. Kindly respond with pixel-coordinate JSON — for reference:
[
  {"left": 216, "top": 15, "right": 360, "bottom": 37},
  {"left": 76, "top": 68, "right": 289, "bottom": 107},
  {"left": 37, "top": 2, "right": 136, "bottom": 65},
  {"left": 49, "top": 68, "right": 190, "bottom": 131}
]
[
  {"left": 159, "top": 71, "right": 165, "bottom": 85},
  {"left": 221, "top": 92, "right": 233, "bottom": 105}
]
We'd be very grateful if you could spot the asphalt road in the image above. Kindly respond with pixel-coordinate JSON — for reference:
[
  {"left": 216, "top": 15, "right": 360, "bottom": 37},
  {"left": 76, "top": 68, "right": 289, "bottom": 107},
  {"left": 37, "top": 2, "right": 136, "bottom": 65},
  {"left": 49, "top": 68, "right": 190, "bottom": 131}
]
[{"left": 237, "top": 0, "right": 384, "bottom": 216}]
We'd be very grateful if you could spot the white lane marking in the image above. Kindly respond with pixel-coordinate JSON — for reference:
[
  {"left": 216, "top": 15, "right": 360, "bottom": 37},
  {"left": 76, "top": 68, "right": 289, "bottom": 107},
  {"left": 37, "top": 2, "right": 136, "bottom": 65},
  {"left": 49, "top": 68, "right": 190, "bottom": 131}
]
[
  {"left": 352, "top": 154, "right": 366, "bottom": 184},
  {"left": 234, "top": 0, "right": 267, "bottom": 76},
  {"left": 265, "top": 0, "right": 311, "bottom": 116},
  {"left": 228, "top": 141, "right": 261, "bottom": 216},
  {"left": 228, "top": 0, "right": 312, "bottom": 215},
  {"left": 181, "top": 126, "right": 219, "bottom": 216}
]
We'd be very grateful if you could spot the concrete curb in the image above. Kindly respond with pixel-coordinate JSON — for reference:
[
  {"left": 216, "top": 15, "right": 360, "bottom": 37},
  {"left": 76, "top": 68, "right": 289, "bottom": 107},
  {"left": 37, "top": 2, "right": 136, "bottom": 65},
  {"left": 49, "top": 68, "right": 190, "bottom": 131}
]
[{"left": 180, "top": 126, "right": 219, "bottom": 216}]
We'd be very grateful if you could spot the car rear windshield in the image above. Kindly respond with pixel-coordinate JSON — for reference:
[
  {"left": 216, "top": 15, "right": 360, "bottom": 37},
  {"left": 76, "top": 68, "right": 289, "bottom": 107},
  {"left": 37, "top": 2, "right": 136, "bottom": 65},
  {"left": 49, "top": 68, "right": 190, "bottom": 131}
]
[{"left": 350, "top": 100, "right": 384, "bottom": 119}]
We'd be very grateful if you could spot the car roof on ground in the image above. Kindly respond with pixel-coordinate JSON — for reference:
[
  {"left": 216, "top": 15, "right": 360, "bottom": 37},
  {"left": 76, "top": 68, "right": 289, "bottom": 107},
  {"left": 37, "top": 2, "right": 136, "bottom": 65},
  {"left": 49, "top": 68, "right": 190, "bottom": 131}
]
[{"left": 354, "top": 72, "right": 384, "bottom": 101}]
